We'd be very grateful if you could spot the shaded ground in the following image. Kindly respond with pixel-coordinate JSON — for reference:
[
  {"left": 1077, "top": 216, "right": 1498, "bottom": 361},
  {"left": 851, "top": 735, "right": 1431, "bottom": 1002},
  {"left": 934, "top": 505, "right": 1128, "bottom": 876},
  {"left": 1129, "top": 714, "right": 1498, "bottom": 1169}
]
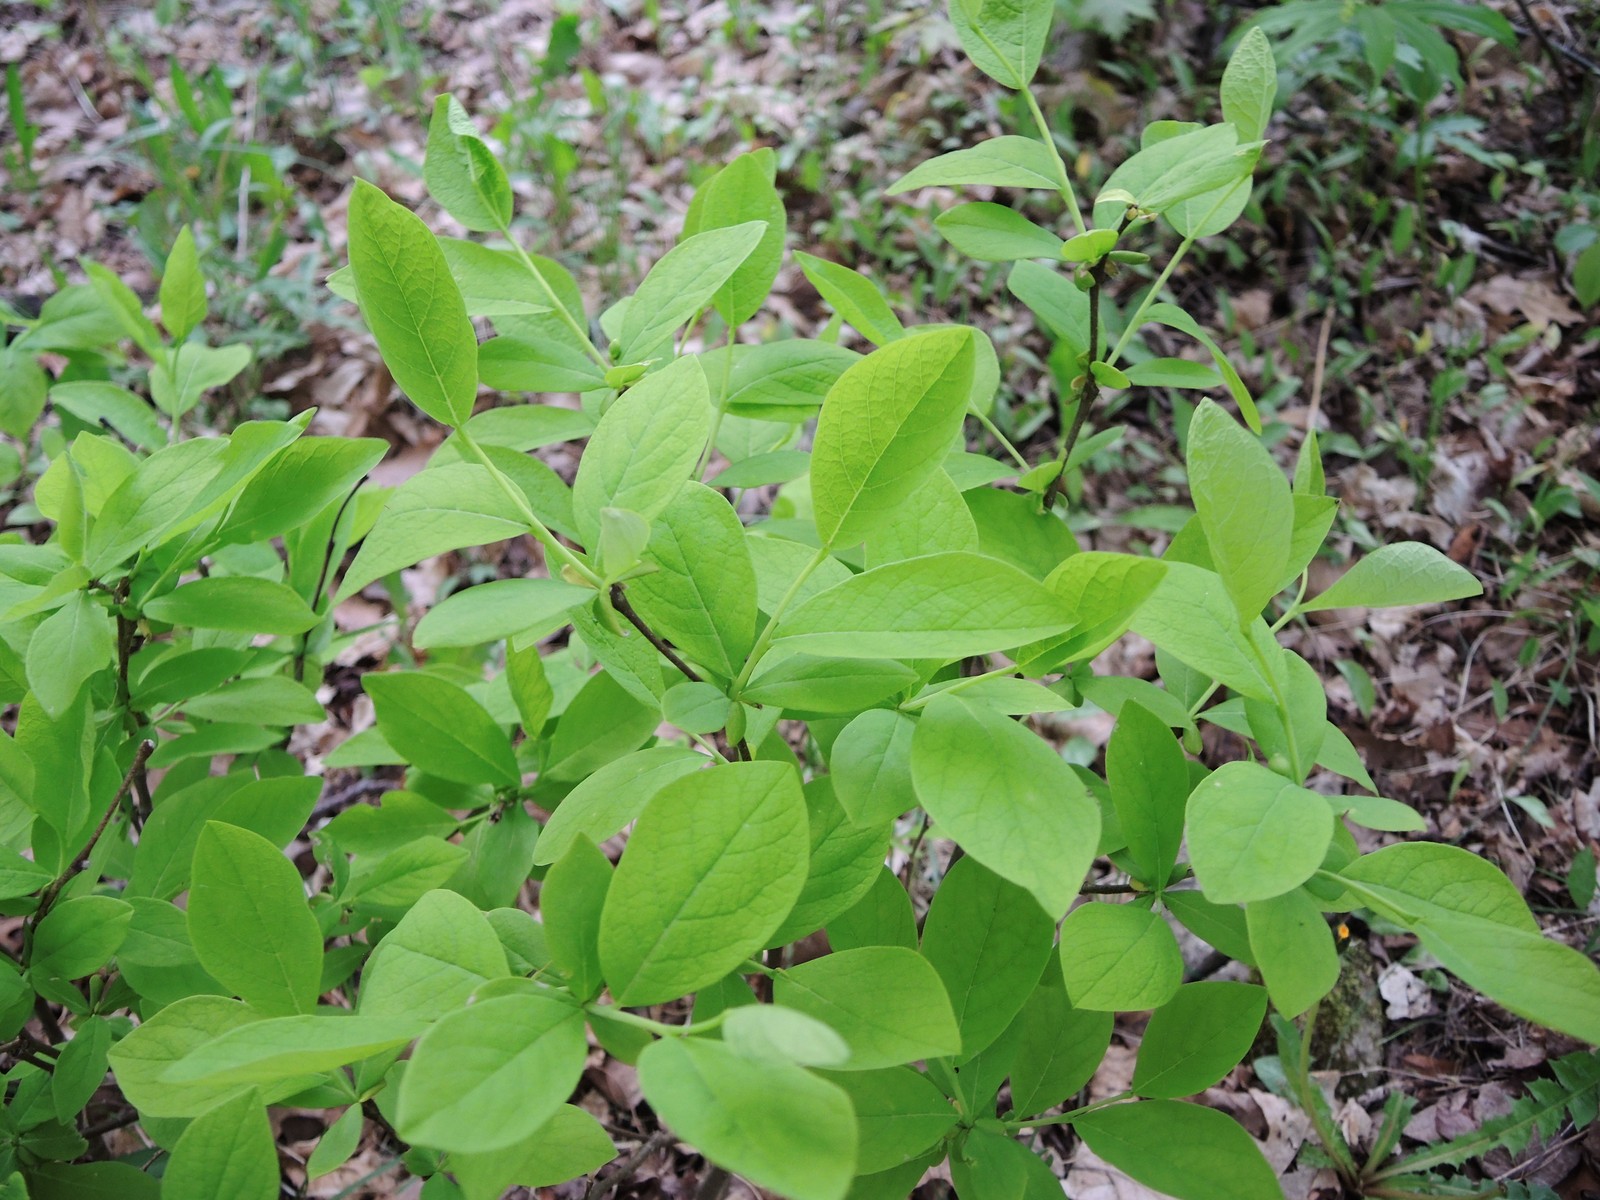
[{"left": 2, "top": 0, "right": 1598, "bottom": 1197}]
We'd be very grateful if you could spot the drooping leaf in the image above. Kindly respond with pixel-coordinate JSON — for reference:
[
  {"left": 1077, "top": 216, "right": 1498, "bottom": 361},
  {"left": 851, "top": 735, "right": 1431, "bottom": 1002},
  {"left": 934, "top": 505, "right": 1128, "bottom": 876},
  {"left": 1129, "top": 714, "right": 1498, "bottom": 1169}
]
[
  {"left": 397, "top": 993, "right": 588, "bottom": 1153},
  {"left": 811, "top": 329, "right": 975, "bottom": 549},
  {"left": 767, "top": 777, "right": 894, "bottom": 945},
  {"left": 187, "top": 822, "right": 323, "bottom": 1016},
  {"left": 25, "top": 591, "right": 113, "bottom": 718},
  {"left": 1246, "top": 888, "right": 1339, "bottom": 1018},
  {"left": 357, "top": 889, "right": 509, "bottom": 1020},
  {"left": 364, "top": 672, "right": 520, "bottom": 788},
  {"left": 617, "top": 223, "right": 767, "bottom": 361},
  {"left": 336, "top": 463, "right": 528, "bottom": 602},
  {"left": 935, "top": 202, "right": 1064, "bottom": 261},
  {"left": 32, "top": 895, "right": 131, "bottom": 980},
  {"left": 776, "top": 551, "right": 1073, "bottom": 660},
  {"left": 919, "top": 857, "right": 1054, "bottom": 1059},
  {"left": 1339, "top": 843, "right": 1600, "bottom": 1043},
  {"left": 161, "top": 1088, "right": 278, "bottom": 1200},
  {"left": 1059, "top": 902, "right": 1183, "bottom": 1012},
  {"left": 1300, "top": 542, "right": 1483, "bottom": 612},
  {"left": 829, "top": 709, "right": 918, "bottom": 826},
  {"left": 571, "top": 356, "right": 712, "bottom": 549},
  {"left": 827, "top": 1068, "right": 958, "bottom": 1174},
  {"left": 638, "top": 1036, "right": 857, "bottom": 1200},
  {"left": 794, "top": 253, "right": 904, "bottom": 346},
  {"left": 144, "top": 577, "right": 319, "bottom": 636},
  {"left": 1072, "top": 1099, "right": 1283, "bottom": 1200},
  {"left": 424, "top": 95, "right": 513, "bottom": 232},
  {"left": 163, "top": 1014, "right": 421, "bottom": 1085},
  {"left": 1131, "top": 982, "right": 1269, "bottom": 1097},
  {"left": 532, "top": 748, "right": 704, "bottom": 866},
  {"left": 1007, "top": 980, "right": 1115, "bottom": 1117},
  {"left": 911, "top": 696, "right": 1098, "bottom": 917},
  {"left": 347, "top": 179, "right": 479, "bottom": 427},
  {"left": 1106, "top": 701, "right": 1189, "bottom": 888},
  {"left": 1185, "top": 399, "right": 1292, "bottom": 621},
  {"left": 599, "top": 761, "right": 809, "bottom": 1005},
  {"left": 541, "top": 837, "right": 611, "bottom": 1001},
  {"left": 1186, "top": 761, "right": 1335, "bottom": 905},
  {"left": 626, "top": 483, "right": 757, "bottom": 680},
  {"left": 889, "top": 137, "right": 1061, "bottom": 194},
  {"left": 951, "top": 1128, "right": 1062, "bottom": 1200},
  {"left": 774, "top": 947, "right": 962, "bottom": 1069},
  {"left": 413, "top": 578, "right": 592, "bottom": 649}
]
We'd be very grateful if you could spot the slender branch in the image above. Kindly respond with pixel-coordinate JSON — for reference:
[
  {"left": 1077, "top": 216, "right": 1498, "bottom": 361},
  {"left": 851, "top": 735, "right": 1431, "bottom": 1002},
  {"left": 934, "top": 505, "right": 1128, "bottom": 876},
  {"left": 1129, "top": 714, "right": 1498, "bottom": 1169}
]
[
  {"left": 493, "top": 221, "right": 610, "bottom": 369},
  {"left": 1287, "top": 999, "right": 1362, "bottom": 1184},
  {"left": 454, "top": 427, "right": 603, "bottom": 588},
  {"left": 901, "top": 664, "right": 1023, "bottom": 711},
  {"left": 1042, "top": 274, "right": 1103, "bottom": 509},
  {"left": 109, "top": 576, "right": 152, "bottom": 827},
  {"left": 609, "top": 584, "right": 702, "bottom": 683},
  {"left": 696, "top": 1166, "right": 732, "bottom": 1200},
  {"left": 697, "top": 324, "right": 737, "bottom": 481},
  {"left": 585, "top": 1004, "right": 728, "bottom": 1038},
  {"left": 1105, "top": 182, "right": 1242, "bottom": 369},
  {"left": 111, "top": 577, "right": 135, "bottom": 726},
  {"left": 25, "top": 739, "right": 156, "bottom": 959},
  {"left": 582, "top": 1129, "right": 673, "bottom": 1200},
  {"left": 1010, "top": 1089, "right": 1134, "bottom": 1130},
  {"left": 974, "top": 409, "right": 1029, "bottom": 472},
  {"left": 1510, "top": 0, "right": 1573, "bottom": 89},
  {"left": 1021, "top": 87, "right": 1087, "bottom": 236},
  {"left": 82, "top": 1108, "right": 143, "bottom": 1139},
  {"left": 732, "top": 544, "right": 829, "bottom": 694},
  {"left": 297, "top": 481, "right": 363, "bottom": 683}
]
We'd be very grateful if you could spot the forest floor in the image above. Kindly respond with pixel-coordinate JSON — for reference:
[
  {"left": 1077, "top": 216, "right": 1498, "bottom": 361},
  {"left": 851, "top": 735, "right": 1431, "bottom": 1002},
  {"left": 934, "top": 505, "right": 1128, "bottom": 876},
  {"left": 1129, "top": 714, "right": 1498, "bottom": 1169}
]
[{"left": 2, "top": 0, "right": 1599, "bottom": 1197}]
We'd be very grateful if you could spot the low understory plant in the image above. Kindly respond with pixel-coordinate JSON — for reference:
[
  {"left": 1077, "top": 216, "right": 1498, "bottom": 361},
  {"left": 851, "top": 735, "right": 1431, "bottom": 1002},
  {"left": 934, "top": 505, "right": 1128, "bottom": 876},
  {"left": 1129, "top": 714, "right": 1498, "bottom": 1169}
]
[{"left": 0, "top": 4, "right": 1596, "bottom": 1199}]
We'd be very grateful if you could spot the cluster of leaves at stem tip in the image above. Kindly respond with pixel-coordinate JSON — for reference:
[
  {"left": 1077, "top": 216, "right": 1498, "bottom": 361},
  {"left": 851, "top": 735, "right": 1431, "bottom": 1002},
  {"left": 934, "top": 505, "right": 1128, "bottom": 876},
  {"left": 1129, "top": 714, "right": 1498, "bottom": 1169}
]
[{"left": 0, "top": 3, "right": 1594, "bottom": 1200}]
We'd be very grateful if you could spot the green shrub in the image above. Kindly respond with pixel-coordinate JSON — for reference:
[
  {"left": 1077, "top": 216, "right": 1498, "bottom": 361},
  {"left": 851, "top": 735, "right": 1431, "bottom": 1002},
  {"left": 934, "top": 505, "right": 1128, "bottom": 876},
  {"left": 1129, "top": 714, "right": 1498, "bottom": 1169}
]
[{"left": 0, "top": 4, "right": 1594, "bottom": 1199}]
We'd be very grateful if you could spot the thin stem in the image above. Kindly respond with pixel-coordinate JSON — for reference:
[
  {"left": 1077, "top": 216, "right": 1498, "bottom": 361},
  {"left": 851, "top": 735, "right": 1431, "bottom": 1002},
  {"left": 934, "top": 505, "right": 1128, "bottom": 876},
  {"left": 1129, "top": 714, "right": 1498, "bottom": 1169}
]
[
  {"left": 296, "top": 481, "right": 362, "bottom": 682},
  {"left": 1042, "top": 275, "right": 1102, "bottom": 509},
  {"left": 586, "top": 1005, "right": 728, "bottom": 1038},
  {"left": 1275, "top": 572, "right": 1311, "bottom": 631},
  {"left": 1010, "top": 1089, "right": 1133, "bottom": 1130},
  {"left": 454, "top": 427, "right": 602, "bottom": 588},
  {"left": 1319, "top": 869, "right": 1420, "bottom": 927},
  {"left": 609, "top": 584, "right": 702, "bottom": 683},
  {"left": 686, "top": 730, "right": 731, "bottom": 764},
  {"left": 696, "top": 325, "right": 737, "bottom": 480},
  {"left": 83, "top": 1108, "right": 143, "bottom": 1139},
  {"left": 732, "top": 544, "right": 829, "bottom": 694},
  {"left": 496, "top": 225, "right": 610, "bottom": 369},
  {"left": 1187, "top": 680, "right": 1223, "bottom": 719},
  {"left": 901, "top": 664, "right": 1021, "bottom": 711},
  {"left": 111, "top": 577, "right": 135, "bottom": 726},
  {"left": 1248, "top": 633, "right": 1299, "bottom": 776},
  {"left": 974, "top": 409, "right": 1029, "bottom": 472},
  {"left": 1021, "top": 87, "right": 1087, "bottom": 236},
  {"left": 582, "top": 1129, "right": 673, "bottom": 1200},
  {"left": 24, "top": 740, "right": 155, "bottom": 963},
  {"left": 1287, "top": 1000, "right": 1362, "bottom": 1184},
  {"left": 1105, "top": 180, "right": 1243, "bottom": 368}
]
